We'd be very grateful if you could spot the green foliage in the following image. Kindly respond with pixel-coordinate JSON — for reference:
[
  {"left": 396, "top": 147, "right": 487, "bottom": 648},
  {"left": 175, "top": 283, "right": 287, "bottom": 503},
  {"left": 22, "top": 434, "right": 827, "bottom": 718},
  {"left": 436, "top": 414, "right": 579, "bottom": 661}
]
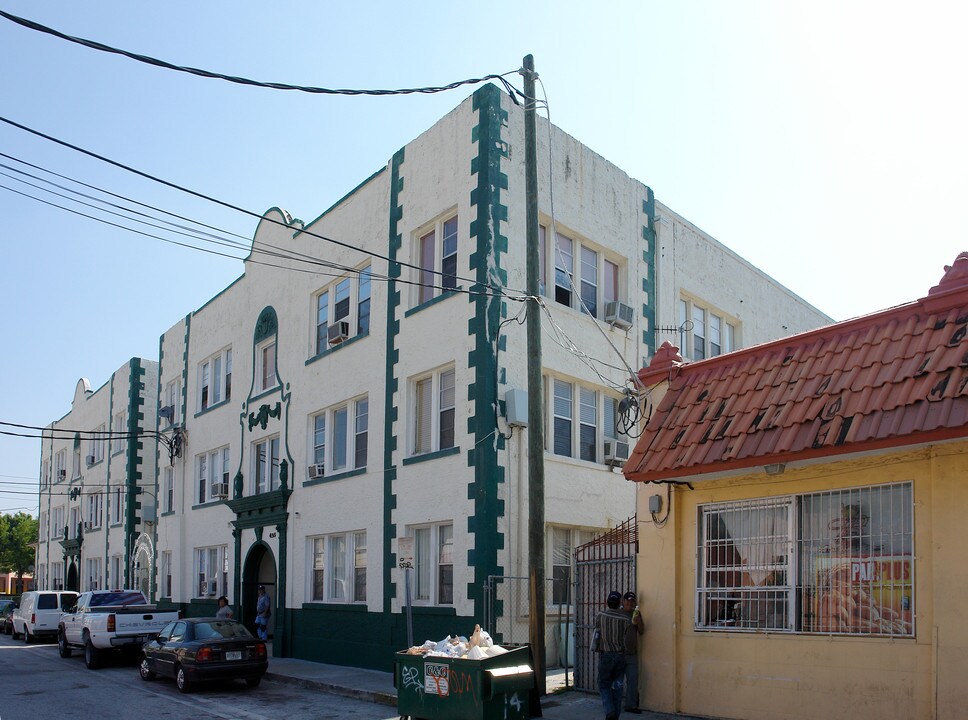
[{"left": 0, "top": 512, "right": 38, "bottom": 578}]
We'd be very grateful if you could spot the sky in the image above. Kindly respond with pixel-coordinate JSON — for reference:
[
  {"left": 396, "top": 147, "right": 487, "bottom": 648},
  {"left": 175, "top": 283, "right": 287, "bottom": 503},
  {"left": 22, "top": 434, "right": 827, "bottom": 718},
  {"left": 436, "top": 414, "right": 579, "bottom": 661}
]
[{"left": 1, "top": 1, "right": 965, "bottom": 515}]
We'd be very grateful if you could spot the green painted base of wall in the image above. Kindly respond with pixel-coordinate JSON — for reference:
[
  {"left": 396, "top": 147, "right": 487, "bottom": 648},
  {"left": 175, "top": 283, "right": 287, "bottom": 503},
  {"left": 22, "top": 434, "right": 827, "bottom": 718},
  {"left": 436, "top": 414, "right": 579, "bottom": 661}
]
[{"left": 289, "top": 606, "right": 473, "bottom": 672}]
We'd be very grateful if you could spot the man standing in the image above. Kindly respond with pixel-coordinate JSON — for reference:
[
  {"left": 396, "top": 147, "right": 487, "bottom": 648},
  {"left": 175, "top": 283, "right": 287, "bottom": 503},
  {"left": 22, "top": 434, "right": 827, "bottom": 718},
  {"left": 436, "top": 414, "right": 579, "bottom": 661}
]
[
  {"left": 255, "top": 585, "right": 271, "bottom": 641},
  {"left": 594, "top": 590, "right": 631, "bottom": 720},
  {"left": 622, "top": 591, "right": 644, "bottom": 714}
]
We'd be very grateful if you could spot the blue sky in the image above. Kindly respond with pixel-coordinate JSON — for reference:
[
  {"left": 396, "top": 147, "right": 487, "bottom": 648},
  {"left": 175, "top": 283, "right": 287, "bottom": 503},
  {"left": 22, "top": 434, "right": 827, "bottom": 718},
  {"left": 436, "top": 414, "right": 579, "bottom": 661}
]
[{"left": 1, "top": 1, "right": 965, "bottom": 514}]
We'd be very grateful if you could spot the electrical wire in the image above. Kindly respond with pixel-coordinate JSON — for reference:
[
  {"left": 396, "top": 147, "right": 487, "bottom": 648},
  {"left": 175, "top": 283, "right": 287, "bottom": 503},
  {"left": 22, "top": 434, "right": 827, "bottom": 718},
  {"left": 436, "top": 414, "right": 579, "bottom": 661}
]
[
  {"left": 0, "top": 114, "right": 530, "bottom": 302},
  {"left": 0, "top": 9, "right": 526, "bottom": 104}
]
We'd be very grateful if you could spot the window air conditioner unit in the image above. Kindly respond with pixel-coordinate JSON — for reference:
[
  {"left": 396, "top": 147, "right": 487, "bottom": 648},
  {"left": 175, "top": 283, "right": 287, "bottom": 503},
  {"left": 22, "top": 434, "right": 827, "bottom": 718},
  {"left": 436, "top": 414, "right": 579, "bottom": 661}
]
[
  {"left": 308, "top": 463, "right": 325, "bottom": 479},
  {"left": 212, "top": 482, "right": 229, "bottom": 499},
  {"left": 208, "top": 580, "right": 218, "bottom": 596},
  {"left": 604, "top": 440, "right": 630, "bottom": 467},
  {"left": 86, "top": 455, "right": 96, "bottom": 466},
  {"left": 604, "top": 301, "right": 634, "bottom": 330},
  {"left": 58, "top": 469, "right": 66, "bottom": 480},
  {"left": 327, "top": 321, "right": 350, "bottom": 346}
]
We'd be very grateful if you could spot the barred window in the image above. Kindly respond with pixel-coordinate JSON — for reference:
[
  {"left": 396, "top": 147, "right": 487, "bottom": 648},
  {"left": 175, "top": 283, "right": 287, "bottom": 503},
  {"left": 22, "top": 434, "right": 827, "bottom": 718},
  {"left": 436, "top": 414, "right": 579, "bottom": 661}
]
[{"left": 697, "top": 482, "right": 914, "bottom": 637}]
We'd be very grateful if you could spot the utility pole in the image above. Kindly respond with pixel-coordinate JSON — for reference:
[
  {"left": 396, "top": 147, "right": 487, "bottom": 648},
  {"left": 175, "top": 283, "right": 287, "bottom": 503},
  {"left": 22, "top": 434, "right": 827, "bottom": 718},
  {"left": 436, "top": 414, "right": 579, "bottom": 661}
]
[{"left": 522, "top": 53, "right": 546, "bottom": 692}]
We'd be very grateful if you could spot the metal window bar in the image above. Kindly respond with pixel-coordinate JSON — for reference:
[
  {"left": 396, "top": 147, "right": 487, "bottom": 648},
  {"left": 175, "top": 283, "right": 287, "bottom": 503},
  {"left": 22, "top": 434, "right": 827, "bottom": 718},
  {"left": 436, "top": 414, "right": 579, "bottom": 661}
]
[{"left": 697, "top": 482, "right": 914, "bottom": 637}]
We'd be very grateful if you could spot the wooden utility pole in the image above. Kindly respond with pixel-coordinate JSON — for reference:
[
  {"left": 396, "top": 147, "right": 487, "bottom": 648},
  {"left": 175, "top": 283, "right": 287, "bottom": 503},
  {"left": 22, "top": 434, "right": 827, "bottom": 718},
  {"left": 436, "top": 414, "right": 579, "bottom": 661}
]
[{"left": 523, "top": 53, "right": 546, "bottom": 692}]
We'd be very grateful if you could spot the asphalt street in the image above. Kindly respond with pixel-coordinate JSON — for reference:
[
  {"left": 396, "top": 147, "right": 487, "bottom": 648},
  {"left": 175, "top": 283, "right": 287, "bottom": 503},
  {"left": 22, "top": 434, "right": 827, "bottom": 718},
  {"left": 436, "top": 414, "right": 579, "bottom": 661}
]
[{"left": 0, "top": 633, "right": 401, "bottom": 720}]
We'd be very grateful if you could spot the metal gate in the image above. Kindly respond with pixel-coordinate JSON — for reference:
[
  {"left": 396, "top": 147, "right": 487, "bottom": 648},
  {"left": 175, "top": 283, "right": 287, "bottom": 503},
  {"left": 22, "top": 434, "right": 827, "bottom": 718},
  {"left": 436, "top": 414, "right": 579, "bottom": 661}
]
[
  {"left": 574, "top": 515, "right": 637, "bottom": 692},
  {"left": 483, "top": 576, "right": 572, "bottom": 667}
]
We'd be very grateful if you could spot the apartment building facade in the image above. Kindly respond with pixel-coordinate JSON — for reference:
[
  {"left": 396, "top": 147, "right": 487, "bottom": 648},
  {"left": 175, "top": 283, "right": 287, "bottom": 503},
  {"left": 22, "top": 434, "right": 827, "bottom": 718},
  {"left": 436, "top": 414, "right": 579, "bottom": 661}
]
[{"left": 37, "top": 85, "right": 829, "bottom": 669}]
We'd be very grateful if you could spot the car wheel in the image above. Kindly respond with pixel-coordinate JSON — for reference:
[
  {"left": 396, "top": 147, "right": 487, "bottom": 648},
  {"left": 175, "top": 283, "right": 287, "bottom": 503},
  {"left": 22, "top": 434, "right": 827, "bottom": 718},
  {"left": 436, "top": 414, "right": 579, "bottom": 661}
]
[
  {"left": 84, "top": 639, "right": 100, "bottom": 669},
  {"left": 23, "top": 627, "right": 33, "bottom": 644},
  {"left": 245, "top": 676, "right": 263, "bottom": 688},
  {"left": 175, "top": 665, "right": 192, "bottom": 693},
  {"left": 58, "top": 631, "right": 72, "bottom": 658},
  {"left": 11, "top": 623, "right": 20, "bottom": 641},
  {"left": 139, "top": 656, "right": 156, "bottom": 681}
]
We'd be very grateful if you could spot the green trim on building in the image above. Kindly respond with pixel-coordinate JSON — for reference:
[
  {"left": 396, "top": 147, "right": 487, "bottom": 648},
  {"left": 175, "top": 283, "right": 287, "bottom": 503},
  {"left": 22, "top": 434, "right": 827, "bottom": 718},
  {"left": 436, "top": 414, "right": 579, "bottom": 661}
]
[
  {"left": 382, "top": 149, "right": 405, "bottom": 616},
  {"left": 124, "top": 358, "right": 147, "bottom": 588},
  {"left": 194, "top": 274, "right": 245, "bottom": 317},
  {"left": 301, "top": 467, "right": 366, "bottom": 487},
  {"left": 402, "top": 288, "right": 461, "bottom": 318},
  {"left": 181, "top": 314, "right": 191, "bottom": 427},
  {"left": 401, "top": 446, "right": 461, "bottom": 466},
  {"left": 641, "top": 188, "right": 657, "bottom": 357},
  {"left": 465, "top": 84, "right": 508, "bottom": 614}
]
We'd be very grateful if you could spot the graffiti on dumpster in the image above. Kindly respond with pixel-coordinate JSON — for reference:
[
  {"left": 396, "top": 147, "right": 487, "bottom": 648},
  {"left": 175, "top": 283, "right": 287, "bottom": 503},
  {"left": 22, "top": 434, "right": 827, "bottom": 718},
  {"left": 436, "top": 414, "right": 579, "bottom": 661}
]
[
  {"left": 425, "top": 663, "right": 450, "bottom": 697},
  {"left": 446, "top": 669, "right": 479, "bottom": 704},
  {"left": 402, "top": 665, "right": 424, "bottom": 694},
  {"left": 507, "top": 692, "right": 522, "bottom": 713}
]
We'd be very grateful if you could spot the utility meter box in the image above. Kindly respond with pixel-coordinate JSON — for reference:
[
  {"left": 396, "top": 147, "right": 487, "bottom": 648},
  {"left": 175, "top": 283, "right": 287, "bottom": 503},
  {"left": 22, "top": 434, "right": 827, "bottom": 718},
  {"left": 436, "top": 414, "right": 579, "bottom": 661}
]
[{"left": 504, "top": 389, "right": 528, "bottom": 428}]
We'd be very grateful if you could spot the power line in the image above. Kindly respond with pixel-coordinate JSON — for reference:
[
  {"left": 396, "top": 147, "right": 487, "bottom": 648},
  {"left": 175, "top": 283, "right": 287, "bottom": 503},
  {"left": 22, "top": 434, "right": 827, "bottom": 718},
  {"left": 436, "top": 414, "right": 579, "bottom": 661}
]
[
  {"left": 0, "top": 115, "right": 529, "bottom": 302},
  {"left": 0, "top": 9, "right": 525, "bottom": 103}
]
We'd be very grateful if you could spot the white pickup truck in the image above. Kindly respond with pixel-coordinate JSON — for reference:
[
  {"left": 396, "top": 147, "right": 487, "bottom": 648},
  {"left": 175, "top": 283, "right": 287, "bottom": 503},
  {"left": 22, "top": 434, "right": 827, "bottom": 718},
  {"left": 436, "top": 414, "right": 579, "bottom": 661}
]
[{"left": 58, "top": 590, "right": 180, "bottom": 669}]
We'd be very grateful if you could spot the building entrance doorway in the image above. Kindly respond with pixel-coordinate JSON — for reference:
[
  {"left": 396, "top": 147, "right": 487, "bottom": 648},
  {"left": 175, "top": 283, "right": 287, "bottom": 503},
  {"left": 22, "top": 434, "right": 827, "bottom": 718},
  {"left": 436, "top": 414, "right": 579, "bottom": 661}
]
[
  {"left": 242, "top": 544, "right": 276, "bottom": 641},
  {"left": 65, "top": 561, "right": 78, "bottom": 592}
]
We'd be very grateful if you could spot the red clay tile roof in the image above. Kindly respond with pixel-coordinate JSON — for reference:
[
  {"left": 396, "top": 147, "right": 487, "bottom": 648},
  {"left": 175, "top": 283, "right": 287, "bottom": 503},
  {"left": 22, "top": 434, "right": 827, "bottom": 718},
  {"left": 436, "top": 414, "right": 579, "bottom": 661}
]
[{"left": 625, "top": 253, "right": 968, "bottom": 483}]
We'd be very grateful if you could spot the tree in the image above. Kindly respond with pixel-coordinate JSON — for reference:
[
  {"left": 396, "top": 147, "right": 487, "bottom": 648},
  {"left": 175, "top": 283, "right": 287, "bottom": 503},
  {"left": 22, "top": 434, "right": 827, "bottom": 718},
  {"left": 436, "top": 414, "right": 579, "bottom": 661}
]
[{"left": 0, "top": 513, "right": 38, "bottom": 591}]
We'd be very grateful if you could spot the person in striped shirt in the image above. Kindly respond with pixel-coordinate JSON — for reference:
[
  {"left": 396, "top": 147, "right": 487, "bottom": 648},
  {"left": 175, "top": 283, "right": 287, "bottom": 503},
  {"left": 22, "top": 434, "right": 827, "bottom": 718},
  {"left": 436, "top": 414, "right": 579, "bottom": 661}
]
[{"left": 594, "top": 590, "right": 632, "bottom": 720}]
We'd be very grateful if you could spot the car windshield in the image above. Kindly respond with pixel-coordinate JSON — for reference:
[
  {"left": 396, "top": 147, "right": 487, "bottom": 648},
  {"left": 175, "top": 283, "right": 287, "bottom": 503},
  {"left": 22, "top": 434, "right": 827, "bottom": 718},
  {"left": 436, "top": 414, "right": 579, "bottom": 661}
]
[
  {"left": 89, "top": 591, "right": 146, "bottom": 607},
  {"left": 193, "top": 621, "right": 253, "bottom": 640}
]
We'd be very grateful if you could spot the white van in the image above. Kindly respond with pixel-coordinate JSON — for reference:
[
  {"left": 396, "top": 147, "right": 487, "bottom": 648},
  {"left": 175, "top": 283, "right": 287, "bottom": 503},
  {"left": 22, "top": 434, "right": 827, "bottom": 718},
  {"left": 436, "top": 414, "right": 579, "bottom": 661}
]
[{"left": 12, "top": 591, "right": 78, "bottom": 643}]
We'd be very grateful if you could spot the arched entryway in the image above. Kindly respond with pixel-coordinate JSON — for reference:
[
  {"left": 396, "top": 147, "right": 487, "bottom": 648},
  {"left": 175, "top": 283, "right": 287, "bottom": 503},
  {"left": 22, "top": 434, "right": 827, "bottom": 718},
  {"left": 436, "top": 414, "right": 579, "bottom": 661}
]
[
  {"left": 66, "top": 560, "right": 78, "bottom": 592},
  {"left": 242, "top": 543, "right": 276, "bottom": 640}
]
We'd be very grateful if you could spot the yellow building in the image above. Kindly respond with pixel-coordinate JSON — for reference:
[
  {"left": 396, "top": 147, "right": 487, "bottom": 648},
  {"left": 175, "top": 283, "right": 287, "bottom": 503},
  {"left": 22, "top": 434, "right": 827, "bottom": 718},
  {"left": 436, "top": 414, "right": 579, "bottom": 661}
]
[{"left": 624, "top": 254, "right": 968, "bottom": 720}]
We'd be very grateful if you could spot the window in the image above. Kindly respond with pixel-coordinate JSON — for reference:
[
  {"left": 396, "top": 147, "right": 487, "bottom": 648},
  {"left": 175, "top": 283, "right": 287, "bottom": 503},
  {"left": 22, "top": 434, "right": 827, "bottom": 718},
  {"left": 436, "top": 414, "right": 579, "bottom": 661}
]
[
  {"left": 51, "top": 562, "right": 64, "bottom": 591},
  {"left": 412, "top": 368, "right": 456, "bottom": 456},
  {"left": 164, "top": 379, "right": 181, "bottom": 426},
  {"left": 69, "top": 507, "right": 79, "bottom": 539},
  {"left": 309, "top": 531, "right": 367, "bottom": 603},
  {"left": 549, "top": 526, "right": 597, "bottom": 606},
  {"left": 313, "top": 265, "right": 372, "bottom": 356},
  {"left": 89, "top": 425, "right": 105, "bottom": 464},
  {"left": 258, "top": 339, "right": 277, "bottom": 392},
  {"left": 111, "top": 486, "right": 123, "bottom": 525},
  {"left": 35, "top": 565, "right": 45, "bottom": 591},
  {"left": 413, "top": 523, "right": 453, "bottom": 605},
  {"left": 197, "top": 447, "right": 230, "bottom": 503},
  {"left": 111, "top": 555, "right": 122, "bottom": 591},
  {"left": 679, "top": 298, "right": 737, "bottom": 361},
  {"left": 54, "top": 450, "right": 66, "bottom": 481},
  {"left": 72, "top": 446, "right": 81, "bottom": 479},
  {"left": 416, "top": 214, "right": 459, "bottom": 305},
  {"left": 309, "top": 395, "right": 368, "bottom": 477},
  {"left": 164, "top": 466, "right": 174, "bottom": 513},
  {"left": 42, "top": 459, "right": 50, "bottom": 489},
  {"left": 52, "top": 506, "right": 64, "bottom": 539},
  {"left": 39, "top": 512, "right": 47, "bottom": 541},
  {"left": 548, "top": 377, "right": 624, "bottom": 465},
  {"left": 198, "top": 347, "right": 232, "bottom": 411},
  {"left": 112, "top": 411, "right": 127, "bottom": 455},
  {"left": 85, "top": 558, "right": 102, "bottom": 591},
  {"left": 194, "top": 546, "right": 228, "bottom": 598},
  {"left": 697, "top": 482, "right": 914, "bottom": 636},
  {"left": 539, "top": 225, "right": 623, "bottom": 317},
  {"left": 253, "top": 437, "right": 280, "bottom": 494},
  {"left": 87, "top": 493, "right": 102, "bottom": 529},
  {"left": 161, "top": 552, "right": 172, "bottom": 597}
]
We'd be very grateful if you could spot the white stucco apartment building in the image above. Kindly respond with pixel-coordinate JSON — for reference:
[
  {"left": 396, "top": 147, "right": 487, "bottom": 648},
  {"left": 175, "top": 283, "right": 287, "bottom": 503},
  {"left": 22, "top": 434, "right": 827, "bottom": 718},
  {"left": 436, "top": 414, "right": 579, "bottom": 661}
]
[
  {"left": 36, "top": 359, "right": 159, "bottom": 598},
  {"left": 35, "top": 85, "right": 829, "bottom": 669}
]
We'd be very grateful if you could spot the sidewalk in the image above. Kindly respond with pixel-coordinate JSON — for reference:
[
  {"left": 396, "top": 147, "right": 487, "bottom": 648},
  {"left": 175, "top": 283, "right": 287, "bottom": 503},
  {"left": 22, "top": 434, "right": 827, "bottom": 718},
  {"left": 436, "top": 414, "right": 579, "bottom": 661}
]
[{"left": 264, "top": 655, "right": 713, "bottom": 720}]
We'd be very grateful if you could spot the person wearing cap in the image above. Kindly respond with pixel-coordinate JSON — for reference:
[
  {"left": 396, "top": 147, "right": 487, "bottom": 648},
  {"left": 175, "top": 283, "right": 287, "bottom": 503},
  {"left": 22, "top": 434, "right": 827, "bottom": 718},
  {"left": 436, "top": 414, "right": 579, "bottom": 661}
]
[
  {"left": 621, "top": 591, "right": 644, "bottom": 713},
  {"left": 255, "top": 585, "right": 271, "bottom": 641},
  {"left": 593, "top": 590, "right": 631, "bottom": 720}
]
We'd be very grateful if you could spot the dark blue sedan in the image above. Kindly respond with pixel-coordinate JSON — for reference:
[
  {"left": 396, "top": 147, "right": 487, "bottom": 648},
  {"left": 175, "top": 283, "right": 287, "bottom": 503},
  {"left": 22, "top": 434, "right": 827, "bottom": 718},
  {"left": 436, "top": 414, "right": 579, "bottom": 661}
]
[{"left": 139, "top": 618, "right": 267, "bottom": 693}]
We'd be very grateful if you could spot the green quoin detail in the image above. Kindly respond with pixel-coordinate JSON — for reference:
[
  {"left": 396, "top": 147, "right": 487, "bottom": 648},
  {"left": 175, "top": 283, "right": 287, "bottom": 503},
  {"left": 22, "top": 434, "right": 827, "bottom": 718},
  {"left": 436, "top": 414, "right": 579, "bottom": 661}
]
[
  {"left": 181, "top": 314, "right": 191, "bottom": 427},
  {"left": 152, "top": 333, "right": 165, "bottom": 601},
  {"left": 465, "top": 84, "right": 508, "bottom": 613},
  {"left": 124, "top": 358, "right": 147, "bottom": 588},
  {"left": 641, "top": 187, "right": 657, "bottom": 356},
  {"left": 382, "top": 148, "right": 405, "bottom": 615}
]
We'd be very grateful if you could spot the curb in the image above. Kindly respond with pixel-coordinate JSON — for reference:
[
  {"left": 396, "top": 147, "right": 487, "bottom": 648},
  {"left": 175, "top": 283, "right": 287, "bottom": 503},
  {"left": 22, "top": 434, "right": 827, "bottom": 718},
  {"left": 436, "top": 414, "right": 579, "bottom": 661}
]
[{"left": 264, "top": 670, "right": 398, "bottom": 707}]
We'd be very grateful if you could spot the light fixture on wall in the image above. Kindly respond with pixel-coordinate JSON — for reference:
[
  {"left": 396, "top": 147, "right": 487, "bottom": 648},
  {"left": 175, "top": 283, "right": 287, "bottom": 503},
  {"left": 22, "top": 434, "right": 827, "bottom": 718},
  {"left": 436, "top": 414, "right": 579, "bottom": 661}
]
[{"left": 764, "top": 463, "right": 786, "bottom": 476}]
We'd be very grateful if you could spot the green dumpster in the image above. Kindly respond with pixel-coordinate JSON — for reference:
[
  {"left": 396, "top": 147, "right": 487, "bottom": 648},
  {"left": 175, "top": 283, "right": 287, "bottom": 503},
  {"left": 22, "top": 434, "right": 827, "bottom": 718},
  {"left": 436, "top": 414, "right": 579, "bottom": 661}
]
[{"left": 394, "top": 645, "right": 534, "bottom": 720}]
